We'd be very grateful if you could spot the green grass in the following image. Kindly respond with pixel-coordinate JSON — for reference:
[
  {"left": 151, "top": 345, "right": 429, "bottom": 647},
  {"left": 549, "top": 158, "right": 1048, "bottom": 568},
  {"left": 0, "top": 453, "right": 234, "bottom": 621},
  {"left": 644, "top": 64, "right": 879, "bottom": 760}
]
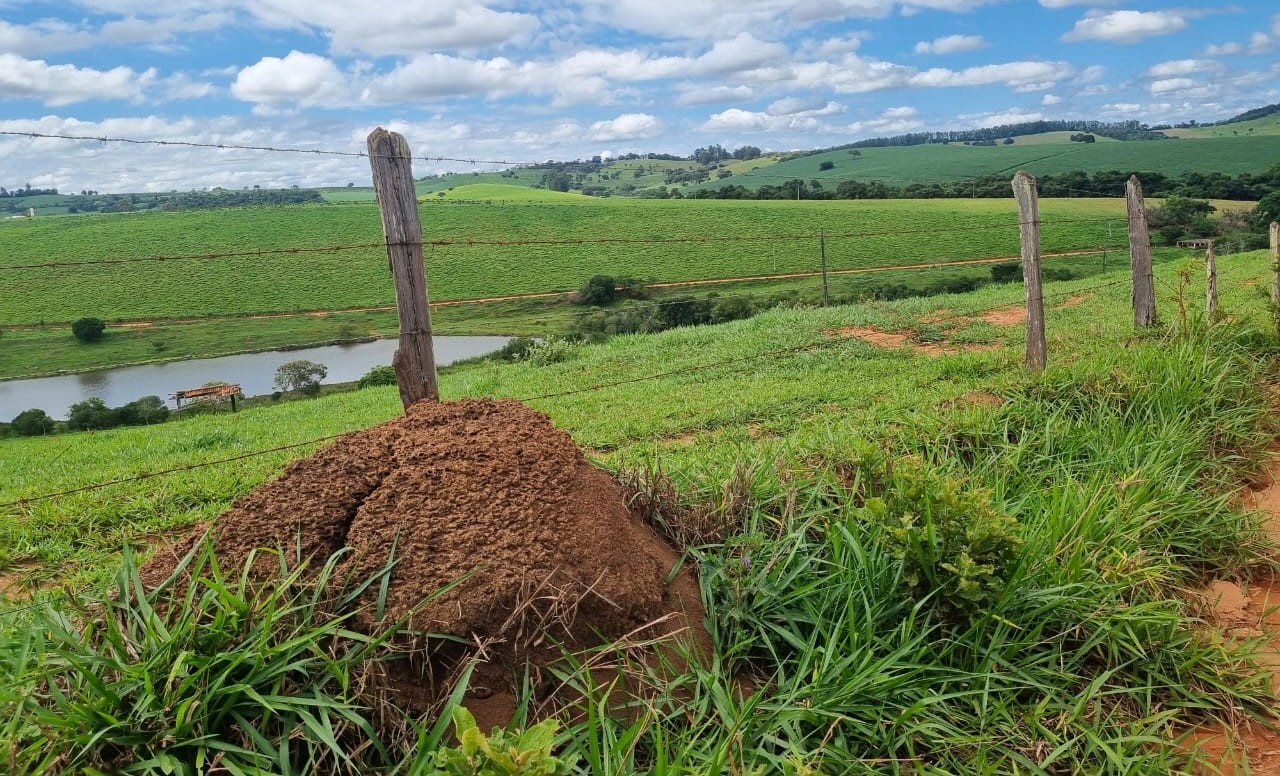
[
  {"left": 0, "top": 197, "right": 1133, "bottom": 378},
  {"left": 690, "top": 134, "right": 1280, "bottom": 191},
  {"left": 428, "top": 183, "right": 595, "bottom": 202},
  {"left": 3, "top": 249, "right": 1280, "bottom": 771},
  {"left": 1168, "top": 114, "right": 1280, "bottom": 139}
]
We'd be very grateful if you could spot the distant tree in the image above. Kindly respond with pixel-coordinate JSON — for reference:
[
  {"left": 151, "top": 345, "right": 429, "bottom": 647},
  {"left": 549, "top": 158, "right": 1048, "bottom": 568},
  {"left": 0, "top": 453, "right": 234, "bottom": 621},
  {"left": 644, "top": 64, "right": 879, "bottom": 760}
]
[
  {"left": 274, "top": 360, "right": 328, "bottom": 396},
  {"left": 819, "top": 161, "right": 835, "bottom": 171},
  {"left": 11, "top": 408, "right": 55, "bottom": 436},
  {"left": 1002, "top": 137, "right": 1015, "bottom": 145},
  {"left": 578, "top": 275, "right": 618, "bottom": 306},
  {"left": 1255, "top": 191, "right": 1280, "bottom": 227},
  {"left": 66, "top": 398, "right": 120, "bottom": 431},
  {"left": 71, "top": 317, "right": 106, "bottom": 343},
  {"left": 116, "top": 395, "right": 169, "bottom": 425}
]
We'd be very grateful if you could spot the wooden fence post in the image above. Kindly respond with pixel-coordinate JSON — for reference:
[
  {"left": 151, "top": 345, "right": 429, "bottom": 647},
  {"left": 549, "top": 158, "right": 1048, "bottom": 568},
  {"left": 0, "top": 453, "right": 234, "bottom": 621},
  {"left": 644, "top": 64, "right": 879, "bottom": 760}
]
[
  {"left": 1205, "top": 240, "right": 1218, "bottom": 321},
  {"left": 367, "top": 127, "right": 439, "bottom": 409},
  {"left": 1270, "top": 221, "right": 1279, "bottom": 337},
  {"left": 820, "top": 228, "right": 830, "bottom": 307},
  {"left": 1125, "top": 175, "right": 1157, "bottom": 328},
  {"left": 1012, "top": 171, "right": 1046, "bottom": 373}
]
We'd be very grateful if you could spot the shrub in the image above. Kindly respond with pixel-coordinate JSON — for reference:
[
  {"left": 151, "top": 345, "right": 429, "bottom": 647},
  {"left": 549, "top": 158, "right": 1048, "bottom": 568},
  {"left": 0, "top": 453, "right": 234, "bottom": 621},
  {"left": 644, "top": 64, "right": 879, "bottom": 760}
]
[
  {"left": 522, "top": 336, "right": 578, "bottom": 366},
  {"left": 990, "top": 262, "right": 1022, "bottom": 283},
  {"left": 657, "top": 296, "right": 713, "bottom": 328},
  {"left": 71, "top": 317, "right": 106, "bottom": 343},
  {"left": 274, "top": 360, "right": 328, "bottom": 396},
  {"left": 711, "top": 296, "right": 756, "bottom": 324},
  {"left": 578, "top": 275, "right": 618, "bottom": 306},
  {"left": 358, "top": 365, "right": 398, "bottom": 389},
  {"left": 66, "top": 397, "right": 120, "bottom": 431},
  {"left": 11, "top": 408, "right": 55, "bottom": 436},
  {"left": 818, "top": 161, "right": 835, "bottom": 171},
  {"left": 495, "top": 337, "right": 537, "bottom": 361},
  {"left": 116, "top": 395, "right": 170, "bottom": 425},
  {"left": 859, "top": 458, "right": 1022, "bottom": 620}
]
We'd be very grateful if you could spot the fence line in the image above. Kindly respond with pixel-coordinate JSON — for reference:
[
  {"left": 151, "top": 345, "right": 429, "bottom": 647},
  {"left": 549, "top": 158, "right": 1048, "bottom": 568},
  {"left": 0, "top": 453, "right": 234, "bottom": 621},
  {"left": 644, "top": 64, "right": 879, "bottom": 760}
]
[
  {"left": 0, "top": 219, "right": 1121, "bottom": 273},
  {"left": 0, "top": 246, "right": 1124, "bottom": 337},
  {"left": 0, "top": 130, "right": 530, "bottom": 167},
  {"left": 0, "top": 273, "right": 1139, "bottom": 513}
]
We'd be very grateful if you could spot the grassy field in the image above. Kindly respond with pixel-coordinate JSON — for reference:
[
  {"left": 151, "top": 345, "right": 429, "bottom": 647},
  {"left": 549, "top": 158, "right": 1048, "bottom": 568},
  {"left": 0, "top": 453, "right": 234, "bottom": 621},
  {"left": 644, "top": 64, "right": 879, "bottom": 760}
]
[
  {"left": 2, "top": 248, "right": 1279, "bottom": 771},
  {"left": 691, "top": 134, "right": 1280, "bottom": 193},
  {"left": 1167, "top": 113, "right": 1280, "bottom": 139},
  {"left": 0, "top": 197, "right": 1133, "bottom": 378}
]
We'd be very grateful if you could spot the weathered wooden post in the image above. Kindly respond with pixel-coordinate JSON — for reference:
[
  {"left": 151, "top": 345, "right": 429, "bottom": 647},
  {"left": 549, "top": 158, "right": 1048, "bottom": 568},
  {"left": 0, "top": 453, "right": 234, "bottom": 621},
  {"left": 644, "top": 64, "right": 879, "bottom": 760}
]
[
  {"left": 1270, "top": 222, "right": 1279, "bottom": 337},
  {"left": 1125, "top": 175, "right": 1157, "bottom": 328},
  {"left": 1012, "top": 171, "right": 1046, "bottom": 373},
  {"left": 367, "top": 128, "right": 438, "bottom": 408},
  {"left": 1205, "top": 240, "right": 1218, "bottom": 321},
  {"left": 820, "top": 228, "right": 830, "bottom": 307}
]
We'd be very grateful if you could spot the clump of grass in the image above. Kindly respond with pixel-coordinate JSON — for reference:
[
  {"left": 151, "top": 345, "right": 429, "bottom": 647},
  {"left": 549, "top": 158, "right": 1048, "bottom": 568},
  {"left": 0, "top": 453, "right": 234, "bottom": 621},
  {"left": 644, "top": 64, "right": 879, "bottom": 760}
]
[
  {"left": 0, "top": 540, "right": 457, "bottom": 775},
  {"left": 575, "top": 325, "right": 1278, "bottom": 773}
]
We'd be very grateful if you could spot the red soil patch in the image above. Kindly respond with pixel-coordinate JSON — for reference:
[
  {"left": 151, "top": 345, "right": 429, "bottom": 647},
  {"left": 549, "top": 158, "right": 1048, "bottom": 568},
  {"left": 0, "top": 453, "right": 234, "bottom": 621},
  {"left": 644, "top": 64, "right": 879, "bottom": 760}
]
[
  {"left": 143, "top": 398, "right": 709, "bottom": 730},
  {"left": 829, "top": 325, "right": 996, "bottom": 356},
  {"left": 1183, "top": 455, "right": 1280, "bottom": 773},
  {"left": 981, "top": 307, "right": 1025, "bottom": 326},
  {"left": 1056, "top": 293, "right": 1094, "bottom": 309}
]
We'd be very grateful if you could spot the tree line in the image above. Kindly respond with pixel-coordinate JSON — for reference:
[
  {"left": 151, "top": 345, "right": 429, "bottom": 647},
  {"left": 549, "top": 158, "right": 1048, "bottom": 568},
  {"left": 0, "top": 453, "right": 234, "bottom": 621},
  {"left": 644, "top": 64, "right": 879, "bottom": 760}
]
[{"left": 684, "top": 164, "right": 1280, "bottom": 204}]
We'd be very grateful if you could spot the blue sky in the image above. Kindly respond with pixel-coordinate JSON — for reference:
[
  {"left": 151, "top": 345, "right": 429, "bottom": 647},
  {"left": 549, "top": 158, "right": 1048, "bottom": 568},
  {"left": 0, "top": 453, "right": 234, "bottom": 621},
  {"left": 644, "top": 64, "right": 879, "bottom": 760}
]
[{"left": 0, "top": 0, "right": 1277, "bottom": 192}]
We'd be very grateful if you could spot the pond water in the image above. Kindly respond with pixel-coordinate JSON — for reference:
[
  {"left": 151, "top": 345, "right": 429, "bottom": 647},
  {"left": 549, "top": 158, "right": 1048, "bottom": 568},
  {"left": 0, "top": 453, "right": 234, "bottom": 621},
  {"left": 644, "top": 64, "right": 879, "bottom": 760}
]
[{"left": 0, "top": 336, "right": 511, "bottom": 420}]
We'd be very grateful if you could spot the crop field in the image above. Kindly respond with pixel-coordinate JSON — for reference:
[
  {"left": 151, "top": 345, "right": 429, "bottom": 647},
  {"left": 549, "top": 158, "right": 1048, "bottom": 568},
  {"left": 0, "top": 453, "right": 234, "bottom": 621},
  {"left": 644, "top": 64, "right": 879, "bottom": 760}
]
[
  {"left": 0, "top": 197, "right": 1124, "bottom": 327},
  {"left": 3, "top": 249, "right": 1280, "bottom": 771},
  {"left": 0, "top": 195, "right": 1139, "bottom": 378},
  {"left": 692, "top": 133, "right": 1280, "bottom": 191}
]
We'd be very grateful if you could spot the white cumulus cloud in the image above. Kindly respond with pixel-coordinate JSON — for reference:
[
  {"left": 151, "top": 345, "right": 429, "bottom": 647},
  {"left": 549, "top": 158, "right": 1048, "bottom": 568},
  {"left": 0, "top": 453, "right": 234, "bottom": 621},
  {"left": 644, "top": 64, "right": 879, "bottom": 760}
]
[
  {"left": 589, "top": 113, "right": 662, "bottom": 141},
  {"left": 914, "top": 34, "right": 987, "bottom": 55},
  {"left": 1063, "top": 10, "right": 1187, "bottom": 44},
  {"left": 231, "top": 51, "right": 351, "bottom": 107},
  {"left": 0, "top": 54, "right": 155, "bottom": 106}
]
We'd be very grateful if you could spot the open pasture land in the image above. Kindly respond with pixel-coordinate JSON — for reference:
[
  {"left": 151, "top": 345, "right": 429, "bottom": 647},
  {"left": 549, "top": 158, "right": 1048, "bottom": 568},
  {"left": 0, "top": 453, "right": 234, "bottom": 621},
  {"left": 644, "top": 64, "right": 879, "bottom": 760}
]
[
  {"left": 3, "top": 250, "right": 1280, "bottom": 772},
  {"left": 0, "top": 197, "right": 1124, "bottom": 326},
  {"left": 694, "top": 132, "right": 1280, "bottom": 191},
  {"left": 0, "top": 196, "right": 1128, "bottom": 377}
]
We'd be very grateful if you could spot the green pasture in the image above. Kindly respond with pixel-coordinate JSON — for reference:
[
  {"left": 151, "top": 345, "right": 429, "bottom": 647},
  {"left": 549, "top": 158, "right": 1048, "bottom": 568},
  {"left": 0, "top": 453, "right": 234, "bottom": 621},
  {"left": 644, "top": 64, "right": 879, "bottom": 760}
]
[
  {"left": 692, "top": 133, "right": 1280, "bottom": 191},
  {"left": 0, "top": 197, "right": 1135, "bottom": 377},
  {"left": 0, "top": 197, "right": 1126, "bottom": 327},
  {"left": 2, "top": 249, "right": 1279, "bottom": 772}
]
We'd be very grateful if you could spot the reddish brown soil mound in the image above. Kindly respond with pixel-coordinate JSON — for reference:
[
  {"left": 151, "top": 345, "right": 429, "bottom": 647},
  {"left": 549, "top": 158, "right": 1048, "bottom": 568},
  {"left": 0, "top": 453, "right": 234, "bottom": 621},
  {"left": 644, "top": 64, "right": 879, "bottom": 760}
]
[{"left": 145, "top": 398, "right": 708, "bottom": 727}]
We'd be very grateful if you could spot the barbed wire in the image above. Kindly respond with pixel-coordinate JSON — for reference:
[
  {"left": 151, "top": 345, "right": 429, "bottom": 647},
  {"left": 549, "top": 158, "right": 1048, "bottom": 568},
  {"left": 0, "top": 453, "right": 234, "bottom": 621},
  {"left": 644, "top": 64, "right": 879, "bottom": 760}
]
[
  {"left": 0, "top": 245, "right": 1122, "bottom": 331},
  {"left": 0, "top": 272, "right": 1142, "bottom": 513},
  {"left": 0, "top": 242, "right": 386, "bottom": 271},
  {"left": 0, "top": 219, "right": 1119, "bottom": 273},
  {"left": 0, "top": 130, "right": 532, "bottom": 167}
]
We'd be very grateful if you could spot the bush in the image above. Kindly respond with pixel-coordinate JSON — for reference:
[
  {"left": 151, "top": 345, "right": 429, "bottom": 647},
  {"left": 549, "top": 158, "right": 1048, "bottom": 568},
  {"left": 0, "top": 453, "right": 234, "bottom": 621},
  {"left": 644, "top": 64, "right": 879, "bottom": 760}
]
[
  {"left": 657, "top": 296, "right": 713, "bottom": 328},
  {"left": 859, "top": 458, "right": 1022, "bottom": 620},
  {"left": 11, "top": 408, "right": 55, "bottom": 436},
  {"left": 274, "top": 360, "right": 328, "bottom": 396},
  {"left": 578, "top": 275, "right": 618, "bottom": 306},
  {"left": 116, "top": 395, "right": 170, "bottom": 425},
  {"left": 818, "top": 161, "right": 835, "bottom": 171},
  {"left": 711, "top": 296, "right": 756, "bottom": 324},
  {"left": 522, "top": 336, "right": 578, "bottom": 366},
  {"left": 495, "top": 337, "right": 537, "bottom": 361},
  {"left": 990, "top": 262, "right": 1022, "bottom": 283},
  {"left": 66, "top": 398, "right": 120, "bottom": 431},
  {"left": 358, "top": 365, "right": 398, "bottom": 389},
  {"left": 71, "top": 317, "right": 106, "bottom": 343}
]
